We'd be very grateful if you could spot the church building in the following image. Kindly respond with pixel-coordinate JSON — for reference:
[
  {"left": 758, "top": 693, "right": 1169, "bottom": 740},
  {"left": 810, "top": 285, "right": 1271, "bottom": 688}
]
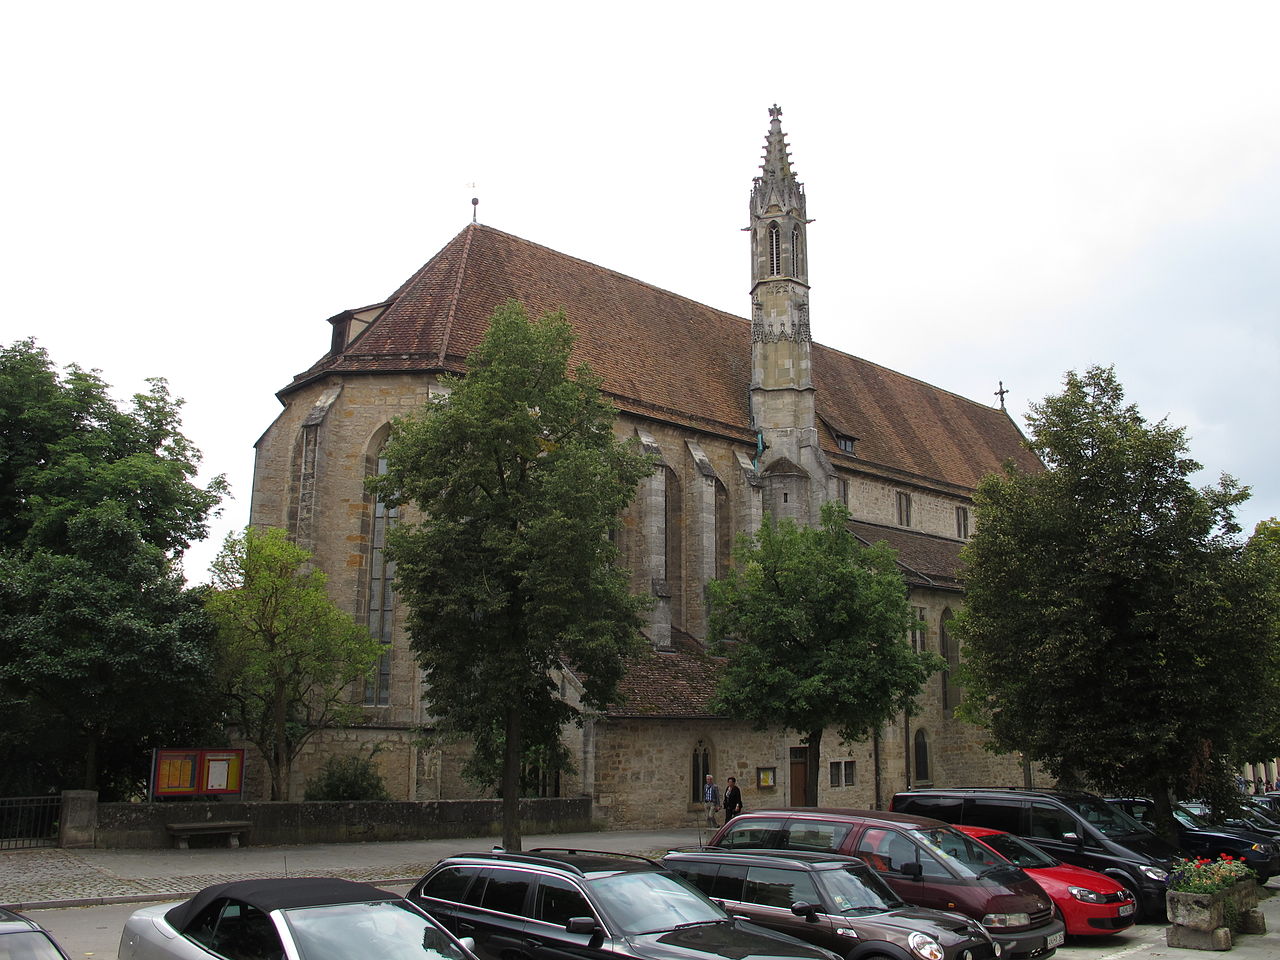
[{"left": 249, "top": 107, "right": 1042, "bottom": 824}]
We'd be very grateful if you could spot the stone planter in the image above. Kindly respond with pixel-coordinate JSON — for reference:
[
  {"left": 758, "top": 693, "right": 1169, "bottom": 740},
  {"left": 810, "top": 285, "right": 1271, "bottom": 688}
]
[{"left": 1166, "top": 880, "right": 1266, "bottom": 951}]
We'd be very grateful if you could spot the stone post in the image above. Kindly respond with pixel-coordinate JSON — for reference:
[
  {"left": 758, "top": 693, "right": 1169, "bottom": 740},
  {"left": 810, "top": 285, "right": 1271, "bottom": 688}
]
[{"left": 59, "top": 789, "right": 98, "bottom": 848}]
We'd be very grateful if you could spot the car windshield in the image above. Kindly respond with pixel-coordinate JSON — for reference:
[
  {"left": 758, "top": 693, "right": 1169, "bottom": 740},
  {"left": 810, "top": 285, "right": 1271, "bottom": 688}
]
[
  {"left": 588, "top": 871, "right": 726, "bottom": 936},
  {"left": 912, "top": 827, "right": 1020, "bottom": 880},
  {"left": 1174, "top": 805, "right": 1210, "bottom": 828},
  {"left": 0, "top": 932, "right": 66, "bottom": 960},
  {"left": 972, "top": 831, "right": 1058, "bottom": 868},
  {"left": 818, "top": 864, "right": 905, "bottom": 915},
  {"left": 282, "top": 900, "right": 468, "bottom": 960},
  {"left": 1061, "top": 798, "right": 1147, "bottom": 838}
]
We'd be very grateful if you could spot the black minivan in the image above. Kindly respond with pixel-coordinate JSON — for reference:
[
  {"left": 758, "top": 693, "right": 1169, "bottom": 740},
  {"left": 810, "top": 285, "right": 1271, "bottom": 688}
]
[{"left": 890, "top": 789, "right": 1184, "bottom": 921}]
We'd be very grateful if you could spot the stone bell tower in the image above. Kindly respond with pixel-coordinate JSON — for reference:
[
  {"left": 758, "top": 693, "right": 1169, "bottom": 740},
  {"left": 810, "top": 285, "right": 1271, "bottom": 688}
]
[{"left": 749, "top": 105, "right": 831, "bottom": 524}]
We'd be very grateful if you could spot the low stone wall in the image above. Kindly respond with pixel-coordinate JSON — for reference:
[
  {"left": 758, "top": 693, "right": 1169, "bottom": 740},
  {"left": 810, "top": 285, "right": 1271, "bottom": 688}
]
[{"left": 94, "top": 797, "right": 593, "bottom": 849}]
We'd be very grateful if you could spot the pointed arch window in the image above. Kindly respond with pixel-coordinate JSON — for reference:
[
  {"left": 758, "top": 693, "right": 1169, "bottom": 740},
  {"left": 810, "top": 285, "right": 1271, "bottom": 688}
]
[
  {"left": 791, "top": 228, "right": 803, "bottom": 277},
  {"left": 768, "top": 222, "right": 781, "bottom": 276},
  {"left": 364, "top": 453, "right": 397, "bottom": 706},
  {"left": 690, "top": 742, "right": 713, "bottom": 803},
  {"left": 914, "top": 729, "right": 931, "bottom": 783}
]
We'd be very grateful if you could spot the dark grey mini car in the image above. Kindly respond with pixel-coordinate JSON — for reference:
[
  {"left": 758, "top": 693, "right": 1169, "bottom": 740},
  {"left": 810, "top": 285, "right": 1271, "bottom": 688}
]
[
  {"left": 0, "top": 907, "right": 71, "bottom": 960},
  {"left": 410, "top": 849, "right": 841, "bottom": 960},
  {"left": 663, "top": 850, "right": 1000, "bottom": 960}
]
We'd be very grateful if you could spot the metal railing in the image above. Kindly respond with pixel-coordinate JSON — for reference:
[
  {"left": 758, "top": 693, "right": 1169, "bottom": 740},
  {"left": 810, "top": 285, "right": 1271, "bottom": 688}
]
[{"left": 0, "top": 795, "right": 61, "bottom": 849}]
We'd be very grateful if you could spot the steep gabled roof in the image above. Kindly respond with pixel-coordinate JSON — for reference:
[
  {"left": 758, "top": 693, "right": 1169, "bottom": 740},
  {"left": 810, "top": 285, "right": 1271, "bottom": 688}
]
[{"left": 285, "top": 224, "right": 1039, "bottom": 491}]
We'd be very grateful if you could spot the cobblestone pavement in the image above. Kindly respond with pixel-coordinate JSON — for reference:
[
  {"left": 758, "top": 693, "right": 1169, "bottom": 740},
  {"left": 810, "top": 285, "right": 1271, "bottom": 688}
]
[{"left": 0, "top": 828, "right": 709, "bottom": 910}]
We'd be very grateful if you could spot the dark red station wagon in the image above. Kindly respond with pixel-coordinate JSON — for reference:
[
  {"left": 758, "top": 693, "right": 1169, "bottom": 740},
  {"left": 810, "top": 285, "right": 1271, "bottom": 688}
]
[{"left": 708, "top": 809, "right": 1065, "bottom": 959}]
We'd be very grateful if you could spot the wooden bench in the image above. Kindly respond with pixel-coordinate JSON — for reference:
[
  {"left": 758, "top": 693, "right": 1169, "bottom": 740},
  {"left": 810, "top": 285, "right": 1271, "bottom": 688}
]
[{"left": 165, "top": 820, "right": 251, "bottom": 849}]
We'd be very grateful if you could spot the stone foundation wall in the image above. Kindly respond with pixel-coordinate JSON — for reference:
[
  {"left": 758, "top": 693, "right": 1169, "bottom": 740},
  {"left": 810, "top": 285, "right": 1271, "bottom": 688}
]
[{"left": 94, "top": 797, "right": 591, "bottom": 848}]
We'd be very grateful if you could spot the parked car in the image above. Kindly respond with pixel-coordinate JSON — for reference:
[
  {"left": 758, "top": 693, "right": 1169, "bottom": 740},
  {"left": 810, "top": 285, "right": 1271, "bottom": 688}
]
[
  {"left": 409, "top": 848, "right": 840, "bottom": 960},
  {"left": 1241, "top": 798, "right": 1280, "bottom": 831},
  {"left": 1180, "top": 800, "right": 1280, "bottom": 843},
  {"left": 890, "top": 788, "right": 1182, "bottom": 922},
  {"left": 1107, "top": 797, "right": 1280, "bottom": 882},
  {"left": 706, "top": 808, "right": 1064, "bottom": 959},
  {"left": 119, "top": 877, "right": 474, "bottom": 960},
  {"left": 950, "top": 826, "right": 1135, "bottom": 936},
  {"left": 0, "top": 907, "right": 71, "bottom": 960},
  {"left": 662, "top": 848, "right": 1001, "bottom": 960}
]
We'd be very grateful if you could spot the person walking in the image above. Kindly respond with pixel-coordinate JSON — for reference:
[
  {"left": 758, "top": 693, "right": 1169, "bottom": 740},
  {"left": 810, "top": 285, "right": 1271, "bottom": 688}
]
[
  {"left": 703, "top": 774, "right": 721, "bottom": 827},
  {"left": 723, "top": 776, "right": 743, "bottom": 823}
]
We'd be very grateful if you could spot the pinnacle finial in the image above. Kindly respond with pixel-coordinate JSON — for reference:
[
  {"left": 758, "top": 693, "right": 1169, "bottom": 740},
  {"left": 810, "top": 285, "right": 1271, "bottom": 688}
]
[{"left": 769, "top": 104, "right": 782, "bottom": 120}]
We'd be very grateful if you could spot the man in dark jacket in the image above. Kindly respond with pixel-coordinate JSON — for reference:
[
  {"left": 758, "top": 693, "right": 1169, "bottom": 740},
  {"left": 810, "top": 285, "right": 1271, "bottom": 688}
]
[{"left": 723, "top": 776, "right": 743, "bottom": 822}]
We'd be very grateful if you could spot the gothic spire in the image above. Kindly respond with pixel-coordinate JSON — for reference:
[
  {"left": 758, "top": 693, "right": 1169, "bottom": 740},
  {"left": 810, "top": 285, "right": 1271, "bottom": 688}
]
[
  {"left": 760, "top": 104, "right": 794, "bottom": 182},
  {"left": 751, "top": 105, "right": 806, "bottom": 224}
]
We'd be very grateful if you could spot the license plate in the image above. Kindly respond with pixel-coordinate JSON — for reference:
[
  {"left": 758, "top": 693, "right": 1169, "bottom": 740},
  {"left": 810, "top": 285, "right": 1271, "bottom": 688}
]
[
  {"left": 1047, "top": 932, "right": 1065, "bottom": 949},
  {"left": 1119, "top": 903, "right": 1135, "bottom": 917}
]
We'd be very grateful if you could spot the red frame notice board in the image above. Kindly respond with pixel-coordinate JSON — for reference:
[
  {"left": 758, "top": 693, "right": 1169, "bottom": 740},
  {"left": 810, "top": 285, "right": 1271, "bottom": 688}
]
[{"left": 151, "top": 748, "right": 245, "bottom": 798}]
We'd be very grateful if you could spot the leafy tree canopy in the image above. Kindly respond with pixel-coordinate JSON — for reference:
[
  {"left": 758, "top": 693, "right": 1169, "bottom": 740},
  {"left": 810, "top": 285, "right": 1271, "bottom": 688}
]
[
  {"left": 708, "top": 501, "right": 940, "bottom": 804},
  {"left": 955, "top": 366, "right": 1279, "bottom": 832},
  {"left": 370, "top": 300, "right": 652, "bottom": 849},
  {"left": 207, "top": 526, "right": 383, "bottom": 800},
  {"left": 0, "top": 339, "right": 227, "bottom": 796}
]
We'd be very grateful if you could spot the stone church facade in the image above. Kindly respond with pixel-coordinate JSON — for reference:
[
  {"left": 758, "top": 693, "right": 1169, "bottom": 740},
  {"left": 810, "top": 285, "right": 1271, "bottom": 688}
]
[{"left": 249, "top": 108, "right": 1043, "bottom": 824}]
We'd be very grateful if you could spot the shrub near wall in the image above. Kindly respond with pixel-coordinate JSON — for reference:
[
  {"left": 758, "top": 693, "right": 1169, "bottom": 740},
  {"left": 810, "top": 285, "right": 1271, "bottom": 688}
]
[{"left": 95, "top": 798, "right": 593, "bottom": 848}]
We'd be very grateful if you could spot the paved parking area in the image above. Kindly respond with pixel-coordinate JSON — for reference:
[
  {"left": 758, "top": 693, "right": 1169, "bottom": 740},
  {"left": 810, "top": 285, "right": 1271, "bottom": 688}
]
[{"left": 5, "top": 830, "right": 1279, "bottom": 960}]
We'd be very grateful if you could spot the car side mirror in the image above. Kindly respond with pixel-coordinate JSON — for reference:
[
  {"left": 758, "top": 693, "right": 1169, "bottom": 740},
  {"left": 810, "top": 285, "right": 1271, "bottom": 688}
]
[
  {"left": 566, "top": 918, "right": 599, "bottom": 935},
  {"left": 1062, "top": 832, "right": 1081, "bottom": 845},
  {"left": 790, "top": 901, "right": 820, "bottom": 921},
  {"left": 900, "top": 862, "right": 923, "bottom": 881},
  {"left": 458, "top": 938, "right": 476, "bottom": 954}
]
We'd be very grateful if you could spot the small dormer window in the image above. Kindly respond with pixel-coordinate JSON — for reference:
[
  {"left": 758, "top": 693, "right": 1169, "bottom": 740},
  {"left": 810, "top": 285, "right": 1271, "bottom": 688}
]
[
  {"left": 768, "top": 222, "right": 781, "bottom": 276},
  {"left": 836, "top": 434, "right": 854, "bottom": 454}
]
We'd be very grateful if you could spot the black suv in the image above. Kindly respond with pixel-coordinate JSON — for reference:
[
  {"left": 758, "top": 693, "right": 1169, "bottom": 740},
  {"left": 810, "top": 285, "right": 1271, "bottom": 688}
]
[
  {"left": 1107, "top": 798, "right": 1280, "bottom": 882},
  {"left": 409, "top": 848, "right": 840, "bottom": 960},
  {"left": 662, "top": 849, "right": 1000, "bottom": 960}
]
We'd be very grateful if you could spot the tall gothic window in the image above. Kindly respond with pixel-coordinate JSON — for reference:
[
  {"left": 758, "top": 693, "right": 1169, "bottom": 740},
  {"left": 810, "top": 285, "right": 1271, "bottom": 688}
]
[
  {"left": 690, "top": 742, "right": 712, "bottom": 803},
  {"left": 940, "top": 608, "right": 961, "bottom": 715},
  {"left": 768, "top": 222, "right": 781, "bottom": 276},
  {"left": 364, "top": 454, "right": 397, "bottom": 706},
  {"left": 791, "top": 228, "right": 802, "bottom": 276},
  {"left": 914, "top": 729, "right": 931, "bottom": 783}
]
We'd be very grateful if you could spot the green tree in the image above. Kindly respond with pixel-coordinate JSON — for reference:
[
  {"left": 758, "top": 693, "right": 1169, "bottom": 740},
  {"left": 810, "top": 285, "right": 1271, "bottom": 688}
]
[
  {"left": 955, "top": 366, "right": 1278, "bottom": 839},
  {"left": 708, "top": 502, "right": 940, "bottom": 805},
  {"left": 370, "top": 300, "right": 652, "bottom": 850},
  {"left": 207, "top": 526, "right": 383, "bottom": 800},
  {"left": 1233, "top": 519, "right": 1280, "bottom": 768},
  {"left": 0, "top": 339, "right": 226, "bottom": 796}
]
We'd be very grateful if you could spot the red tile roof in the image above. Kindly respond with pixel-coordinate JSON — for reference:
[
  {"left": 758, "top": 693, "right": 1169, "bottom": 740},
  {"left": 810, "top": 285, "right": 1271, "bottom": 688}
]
[
  {"left": 607, "top": 631, "right": 725, "bottom": 718},
  {"left": 848, "top": 520, "right": 966, "bottom": 591},
  {"left": 287, "top": 224, "right": 1039, "bottom": 492}
]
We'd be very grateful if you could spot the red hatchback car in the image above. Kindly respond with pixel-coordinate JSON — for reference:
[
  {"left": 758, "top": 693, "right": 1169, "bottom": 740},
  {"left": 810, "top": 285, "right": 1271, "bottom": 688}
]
[{"left": 954, "top": 825, "right": 1136, "bottom": 936}]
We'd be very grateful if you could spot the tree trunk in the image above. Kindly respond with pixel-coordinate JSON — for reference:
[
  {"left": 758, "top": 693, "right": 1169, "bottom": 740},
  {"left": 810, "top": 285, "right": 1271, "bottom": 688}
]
[
  {"left": 81, "top": 733, "right": 98, "bottom": 791},
  {"left": 1150, "top": 777, "right": 1180, "bottom": 847},
  {"left": 502, "top": 704, "right": 523, "bottom": 851},
  {"left": 805, "top": 728, "right": 823, "bottom": 807},
  {"left": 272, "top": 681, "right": 289, "bottom": 801}
]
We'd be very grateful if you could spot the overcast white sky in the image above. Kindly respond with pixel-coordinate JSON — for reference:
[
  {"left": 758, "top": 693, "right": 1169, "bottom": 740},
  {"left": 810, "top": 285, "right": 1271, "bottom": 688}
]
[{"left": 3, "top": 1, "right": 1277, "bottom": 583}]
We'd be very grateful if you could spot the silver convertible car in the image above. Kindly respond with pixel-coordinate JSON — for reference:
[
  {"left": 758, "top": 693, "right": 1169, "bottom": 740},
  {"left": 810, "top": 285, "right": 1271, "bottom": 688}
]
[{"left": 119, "top": 878, "right": 477, "bottom": 960}]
